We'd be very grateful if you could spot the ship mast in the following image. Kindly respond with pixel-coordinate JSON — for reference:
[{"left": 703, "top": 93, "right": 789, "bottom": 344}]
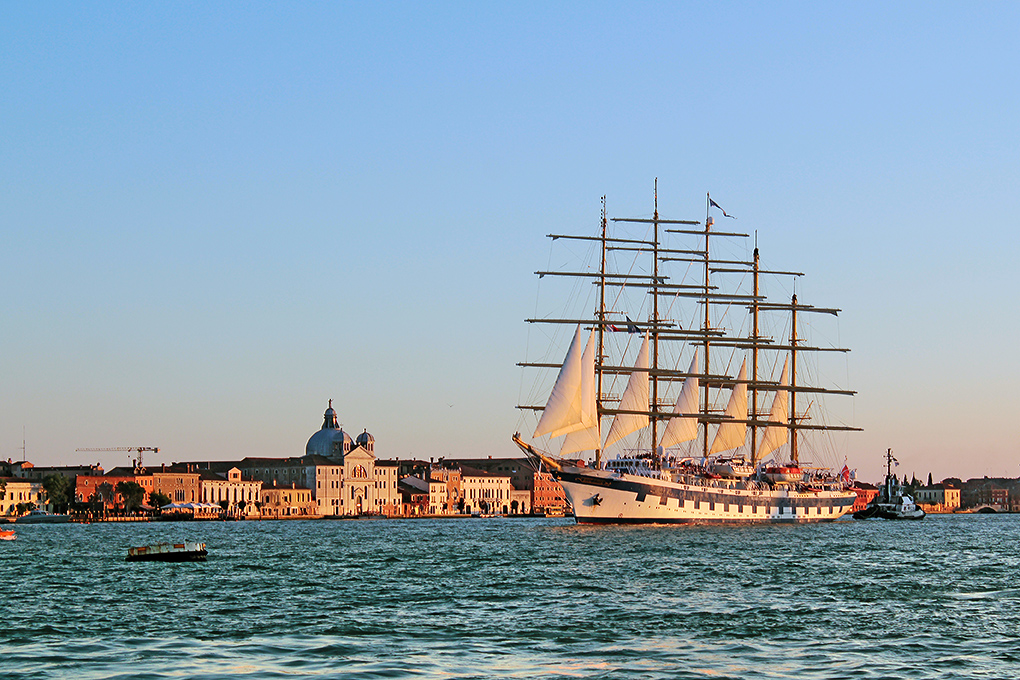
[
  {"left": 651, "top": 179, "right": 660, "bottom": 461},
  {"left": 595, "top": 197, "right": 608, "bottom": 470},
  {"left": 750, "top": 241, "right": 760, "bottom": 464},
  {"left": 702, "top": 194, "right": 712, "bottom": 459},
  {"left": 790, "top": 293, "right": 799, "bottom": 465}
]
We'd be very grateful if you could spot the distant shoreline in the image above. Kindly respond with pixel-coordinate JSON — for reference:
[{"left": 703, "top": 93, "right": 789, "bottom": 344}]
[{"left": 2, "top": 513, "right": 559, "bottom": 524}]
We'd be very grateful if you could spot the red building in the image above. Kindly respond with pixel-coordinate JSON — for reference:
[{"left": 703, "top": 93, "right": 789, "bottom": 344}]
[
  {"left": 851, "top": 483, "right": 879, "bottom": 513},
  {"left": 75, "top": 473, "right": 154, "bottom": 512}
]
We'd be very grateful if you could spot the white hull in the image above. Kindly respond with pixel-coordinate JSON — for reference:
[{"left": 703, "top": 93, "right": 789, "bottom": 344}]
[{"left": 557, "top": 465, "right": 854, "bottom": 524}]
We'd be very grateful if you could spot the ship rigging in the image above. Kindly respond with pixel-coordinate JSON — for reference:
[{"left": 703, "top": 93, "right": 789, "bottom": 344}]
[{"left": 514, "top": 184, "right": 861, "bottom": 524}]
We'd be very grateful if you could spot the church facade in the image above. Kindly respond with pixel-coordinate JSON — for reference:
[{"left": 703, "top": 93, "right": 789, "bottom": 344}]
[{"left": 304, "top": 400, "right": 401, "bottom": 516}]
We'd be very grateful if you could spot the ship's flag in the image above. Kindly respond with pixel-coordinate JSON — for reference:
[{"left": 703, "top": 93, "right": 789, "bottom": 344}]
[
  {"left": 709, "top": 196, "right": 736, "bottom": 219},
  {"left": 841, "top": 465, "right": 851, "bottom": 484},
  {"left": 607, "top": 318, "right": 642, "bottom": 333}
]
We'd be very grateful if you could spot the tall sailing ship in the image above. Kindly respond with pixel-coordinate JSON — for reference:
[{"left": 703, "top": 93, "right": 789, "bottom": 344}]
[{"left": 513, "top": 186, "right": 860, "bottom": 524}]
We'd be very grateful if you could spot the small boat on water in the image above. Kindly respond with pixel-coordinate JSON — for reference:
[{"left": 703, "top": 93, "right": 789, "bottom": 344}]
[
  {"left": 126, "top": 541, "right": 208, "bottom": 562},
  {"left": 0, "top": 529, "right": 15, "bottom": 540},
  {"left": 16, "top": 509, "right": 71, "bottom": 524},
  {"left": 853, "top": 449, "right": 925, "bottom": 520}
]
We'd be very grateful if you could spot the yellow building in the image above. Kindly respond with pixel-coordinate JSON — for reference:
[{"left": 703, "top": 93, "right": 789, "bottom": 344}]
[
  {"left": 461, "top": 466, "right": 513, "bottom": 515},
  {"left": 0, "top": 478, "right": 43, "bottom": 516},
  {"left": 260, "top": 484, "right": 317, "bottom": 518},
  {"left": 915, "top": 484, "right": 961, "bottom": 512}
]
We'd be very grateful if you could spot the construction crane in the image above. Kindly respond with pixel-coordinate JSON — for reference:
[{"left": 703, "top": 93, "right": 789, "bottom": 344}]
[{"left": 76, "top": 446, "right": 159, "bottom": 472}]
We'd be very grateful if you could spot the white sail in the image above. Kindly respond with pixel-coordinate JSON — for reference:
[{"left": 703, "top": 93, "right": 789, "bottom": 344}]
[
  {"left": 560, "top": 332, "right": 601, "bottom": 454},
  {"left": 534, "top": 326, "right": 591, "bottom": 438},
  {"left": 756, "top": 357, "right": 790, "bottom": 459},
  {"left": 603, "top": 333, "right": 650, "bottom": 449},
  {"left": 560, "top": 422, "right": 601, "bottom": 454},
  {"left": 659, "top": 350, "right": 700, "bottom": 449},
  {"left": 709, "top": 358, "right": 748, "bottom": 455}
]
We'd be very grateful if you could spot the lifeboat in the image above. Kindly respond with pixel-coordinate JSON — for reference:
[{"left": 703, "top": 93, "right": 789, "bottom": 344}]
[
  {"left": 764, "top": 465, "right": 804, "bottom": 483},
  {"left": 711, "top": 457, "right": 755, "bottom": 478}
]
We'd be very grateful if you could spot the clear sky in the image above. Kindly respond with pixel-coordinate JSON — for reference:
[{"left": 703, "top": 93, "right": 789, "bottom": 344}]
[{"left": 2, "top": 2, "right": 1018, "bottom": 483}]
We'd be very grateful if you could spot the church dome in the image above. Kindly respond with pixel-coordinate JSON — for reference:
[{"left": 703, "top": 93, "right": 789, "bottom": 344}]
[
  {"left": 305, "top": 400, "right": 352, "bottom": 460},
  {"left": 356, "top": 429, "right": 375, "bottom": 452}
]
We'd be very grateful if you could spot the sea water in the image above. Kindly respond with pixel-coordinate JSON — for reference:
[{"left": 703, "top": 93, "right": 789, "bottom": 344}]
[{"left": 2, "top": 514, "right": 1019, "bottom": 679}]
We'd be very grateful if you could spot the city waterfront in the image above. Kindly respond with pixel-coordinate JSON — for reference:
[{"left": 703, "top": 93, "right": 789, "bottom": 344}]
[{"left": 3, "top": 514, "right": 1019, "bottom": 679}]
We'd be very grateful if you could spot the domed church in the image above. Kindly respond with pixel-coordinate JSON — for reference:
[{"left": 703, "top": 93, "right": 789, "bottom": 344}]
[
  {"left": 306, "top": 400, "right": 353, "bottom": 462},
  {"left": 304, "top": 400, "right": 397, "bottom": 516}
]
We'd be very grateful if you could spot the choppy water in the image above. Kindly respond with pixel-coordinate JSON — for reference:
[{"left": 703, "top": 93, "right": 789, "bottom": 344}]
[{"left": 2, "top": 514, "right": 1019, "bottom": 679}]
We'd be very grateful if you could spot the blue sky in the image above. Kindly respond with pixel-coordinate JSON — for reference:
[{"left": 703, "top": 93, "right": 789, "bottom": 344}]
[{"left": 2, "top": 2, "right": 1017, "bottom": 482}]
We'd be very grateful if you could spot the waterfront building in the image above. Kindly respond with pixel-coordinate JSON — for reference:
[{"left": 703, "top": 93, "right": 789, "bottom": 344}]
[
  {"left": 0, "top": 478, "right": 43, "bottom": 516},
  {"left": 530, "top": 470, "right": 568, "bottom": 515},
  {"left": 915, "top": 483, "right": 961, "bottom": 513},
  {"left": 961, "top": 478, "right": 1017, "bottom": 511},
  {"left": 199, "top": 467, "right": 262, "bottom": 517},
  {"left": 75, "top": 470, "right": 154, "bottom": 512},
  {"left": 443, "top": 457, "right": 534, "bottom": 491},
  {"left": 374, "top": 459, "right": 402, "bottom": 515},
  {"left": 404, "top": 462, "right": 513, "bottom": 515},
  {"left": 399, "top": 476, "right": 431, "bottom": 515},
  {"left": 428, "top": 466, "right": 462, "bottom": 514},
  {"left": 241, "top": 455, "right": 338, "bottom": 517},
  {"left": 152, "top": 468, "right": 201, "bottom": 504},
  {"left": 444, "top": 457, "right": 568, "bottom": 515},
  {"left": 260, "top": 483, "right": 316, "bottom": 517},
  {"left": 428, "top": 476, "right": 449, "bottom": 515},
  {"left": 511, "top": 489, "right": 531, "bottom": 515},
  {"left": 460, "top": 466, "right": 513, "bottom": 515},
  {"left": 341, "top": 439, "right": 377, "bottom": 515}
]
